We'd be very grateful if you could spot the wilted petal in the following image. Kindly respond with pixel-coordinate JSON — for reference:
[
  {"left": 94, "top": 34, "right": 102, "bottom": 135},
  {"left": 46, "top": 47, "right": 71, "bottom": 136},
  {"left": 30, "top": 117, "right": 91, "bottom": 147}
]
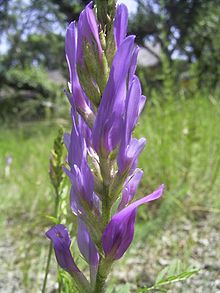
[
  {"left": 77, "top": 218, "right": 99, "bottom": 266},
  {"left": 114, "top": 4, "right": 128, "bottom": 48},
  {"left": 46, "top": 224, "right": 80, "bottom": 273},
  {"left": 118, "top": 169, "right": 143, "bottom": 211},
  {"left": 102, "top": 185, "right": 164, "bottom": 260}
]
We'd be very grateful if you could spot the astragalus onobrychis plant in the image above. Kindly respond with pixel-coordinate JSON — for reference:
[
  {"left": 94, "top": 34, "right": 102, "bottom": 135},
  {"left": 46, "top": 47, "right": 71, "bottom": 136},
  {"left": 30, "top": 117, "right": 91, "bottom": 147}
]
[{"left": 46, "top": 1, "right": 164, "bottom": 292}]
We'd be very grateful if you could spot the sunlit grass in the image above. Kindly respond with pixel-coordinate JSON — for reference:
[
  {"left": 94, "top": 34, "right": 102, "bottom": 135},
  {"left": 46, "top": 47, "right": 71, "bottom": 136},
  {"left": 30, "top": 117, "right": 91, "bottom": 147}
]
[{"left": 134, "top": 96, "right": 220, "bottom": 240}]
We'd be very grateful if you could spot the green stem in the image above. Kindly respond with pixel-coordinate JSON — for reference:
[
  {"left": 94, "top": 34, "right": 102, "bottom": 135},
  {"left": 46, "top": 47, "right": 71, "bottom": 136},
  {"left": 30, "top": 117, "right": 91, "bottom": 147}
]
[
  {"left": 42, "top": 189, "right": 60, "bottom": 293},
  {"left": 42, "top": 242, "right": 53, "bottom": 293},
  {"left": 94, "top": 257, "right": 112, "bottom": 293},
  {"left": 102, "top": 184, "right": 111, "bottom": 227},
  {"left": 94, "top": 163, "right": 112, "bottom": 292}
]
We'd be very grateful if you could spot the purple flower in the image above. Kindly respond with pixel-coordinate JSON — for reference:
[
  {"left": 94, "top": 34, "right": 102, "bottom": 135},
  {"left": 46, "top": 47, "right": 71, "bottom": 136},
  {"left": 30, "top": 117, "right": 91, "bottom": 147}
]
[
  {"left": 114, "top": 4, "right": 128, "bottom": 48},
  {"left": 118, "top": 76, "right": 147, "bottom": 174},
  {"left": 67, "top": 161, "right": 94, "bottom": 214},
  {"left": 68, "top": 108, "right": 86, "bottom": 168},
  {"left": 46, "top": 224, "right": 80, "bottom": 274},
  {"left": 77, "top": 2, "right": 103, "bottom": 64},
  {"left": 65, "top": 22, "right": 91, "bottom": 115},
  {"left": 63, "top": 108, "right": 95, "bottom": 215},
  {"left": 92, "top": 36, "right": 136, "bottom": 154},
  {"left": 102, "top": 185, "right": 164, "bottom": 260},
  {"left": 77, "top": 218, "right": 99, "bottom": 266}
]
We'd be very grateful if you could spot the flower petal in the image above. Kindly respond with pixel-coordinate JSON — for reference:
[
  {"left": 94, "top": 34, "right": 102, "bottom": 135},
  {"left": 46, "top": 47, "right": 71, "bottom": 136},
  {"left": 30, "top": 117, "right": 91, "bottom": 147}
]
[
  {"left": 93, "top": 36, "right": 136, "bottom": 153},
  {"left": 65, "top": 22, "right": 89, "bottom": 111},
  {"left": 114, "top": 4, "right": 128, "bottom": 48},
  {"left": 67, "top": 108, "right": 86, "bottom": 168},
  {"left": 138, "top": 95, "right": 147, "bottom": 115},
  {"left": 129, "top": 47, "right": 139, "bottom": 84},
  {"left": 125, "top": 76, "right": 143, "bottom": 142},
  {"left": 65, "top": 161, "right": 94, "bottom": 213},
  {"left": 118, "top": 137, "right": 146, "bottom": 174},
  {"left": 118, "top": 76, "right": 147, "bottom": 174},
  {"left": 77, "top": 218, "right": 99, "bottom": 266},
  {"left": 46, "top": 224, "right": 80, "bottom": 273},
  {"left": 77, "top": 2, "right": 102, "bottom": 63},
  {"left": 118, "top": 168, "right": 144, "bottom": 211},
  {"left": 63, "top": 132, "right": 70, "bottom": 150},
  {"left": 102, "top": 184, "right": 164, "bottom": 260}
]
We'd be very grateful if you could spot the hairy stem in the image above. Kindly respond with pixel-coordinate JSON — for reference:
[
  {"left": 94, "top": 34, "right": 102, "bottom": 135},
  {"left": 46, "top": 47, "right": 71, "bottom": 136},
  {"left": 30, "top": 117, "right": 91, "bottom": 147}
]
[
  {"left": 102, "top": 183, "right": 111, "bottom": 227},
  {"left": 93, "top": 162, "right": 112, "bottom": 292},
  {"left": 94, "top": 257, "right": 112, "bottom": 293}
]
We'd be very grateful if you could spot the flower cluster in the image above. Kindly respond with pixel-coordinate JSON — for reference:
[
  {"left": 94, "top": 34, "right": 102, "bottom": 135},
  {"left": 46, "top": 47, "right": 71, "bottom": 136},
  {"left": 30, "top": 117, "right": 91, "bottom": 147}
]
[{"left": 46, "top": 2, "right": 164, "bottom": 291}]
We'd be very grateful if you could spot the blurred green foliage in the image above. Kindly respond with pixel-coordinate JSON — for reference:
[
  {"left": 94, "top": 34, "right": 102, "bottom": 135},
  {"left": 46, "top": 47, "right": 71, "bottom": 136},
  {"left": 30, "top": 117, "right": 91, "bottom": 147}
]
[
  {"left": 0, "top": 66, "right": 61, "bottom": 121},
  {"left": 130, "top": 0, "right": 220, "bottom": 97},
  {"left": 0, "top": 0, "right": 89, "bottom": 121},
  {"left": 0, "top": 0, "right": 220, "bottom": 121}
]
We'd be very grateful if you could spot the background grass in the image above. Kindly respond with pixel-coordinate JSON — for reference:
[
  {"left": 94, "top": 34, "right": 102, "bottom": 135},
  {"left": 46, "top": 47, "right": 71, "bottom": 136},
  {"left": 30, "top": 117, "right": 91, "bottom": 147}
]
[
  {"left": 0, "top": 95, "right": 220, "bottom": 292},
  {"left": 135, "top": 95, "right": 220, "bottom": 237}
]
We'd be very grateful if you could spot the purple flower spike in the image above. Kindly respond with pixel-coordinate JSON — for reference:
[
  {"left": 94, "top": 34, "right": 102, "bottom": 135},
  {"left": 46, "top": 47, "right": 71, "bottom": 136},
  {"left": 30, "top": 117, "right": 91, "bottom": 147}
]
[
  {"left": 49, "top": 1, "right": 165, "bottom": 287},
  {"left": 102, "top": 184, "right": 164, "bottom": 260},
  {"left": 114, "top": 4, "right": 128, "bottom": 48},
  {"left": 93, "top": 36, "right": 136, "bottom": 154},
  {"left": 46, "top": 224, "right": 80, "bottom": 274},
  {"left": 118, "top": 169, "right": 144, "bottom": 211},
  {"left": 77, "top": 2, "right": 103, "bottom": 64},
  {"left": 77, "top": 218, "right": 99, "bottom": 266}
]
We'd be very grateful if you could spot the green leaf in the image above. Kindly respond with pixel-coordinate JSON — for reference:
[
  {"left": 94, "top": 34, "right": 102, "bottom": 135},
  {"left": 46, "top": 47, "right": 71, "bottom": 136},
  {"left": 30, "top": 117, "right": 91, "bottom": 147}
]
[
  {"left": 136, "top": 260, "right": 199, "bottom": 293},
  {"left": 155, "top": 259, "right": 181, "bottom": 283},
  {"left": 45, "top": 215, "right": 59, "bottom": 224}
]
